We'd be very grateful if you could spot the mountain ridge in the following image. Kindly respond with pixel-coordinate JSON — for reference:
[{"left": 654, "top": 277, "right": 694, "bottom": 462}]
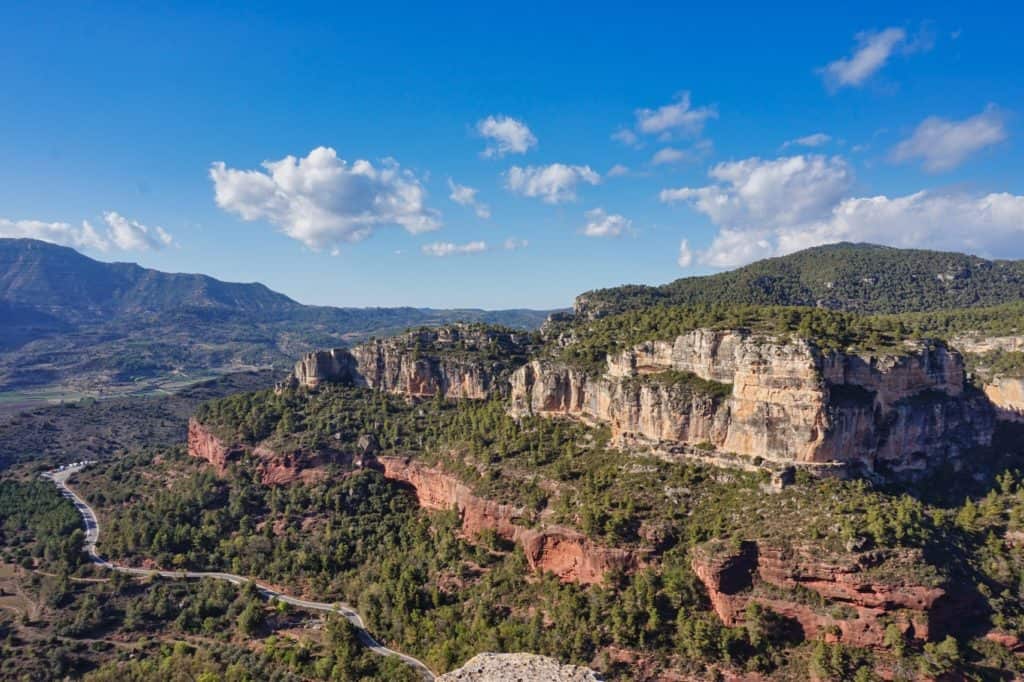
[{"left": 576, "top": 242, "right": 1024, "bottom": 318}]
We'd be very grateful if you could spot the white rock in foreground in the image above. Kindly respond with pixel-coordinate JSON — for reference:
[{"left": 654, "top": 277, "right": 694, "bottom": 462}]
[{"left": 438, "top": 653, "right": 602, "bottom": 681}]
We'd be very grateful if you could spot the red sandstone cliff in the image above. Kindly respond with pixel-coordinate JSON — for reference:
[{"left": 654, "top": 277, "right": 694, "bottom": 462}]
[
  {"left": 375, "top": 456, "right": 645, "bottom": 585},
  {"left": 690, "top": 540, "right": 951, "bottom": 649}
]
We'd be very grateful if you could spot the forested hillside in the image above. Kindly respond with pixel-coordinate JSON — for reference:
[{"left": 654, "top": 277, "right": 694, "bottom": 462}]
[{"left": 576, "top": 243, "right": 1024, "bottom": 318}]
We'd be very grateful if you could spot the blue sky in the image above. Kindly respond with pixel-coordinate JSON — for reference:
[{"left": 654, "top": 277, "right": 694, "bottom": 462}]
[{"left": 1, "top": 2, "right": 1022, "bottom": 309}]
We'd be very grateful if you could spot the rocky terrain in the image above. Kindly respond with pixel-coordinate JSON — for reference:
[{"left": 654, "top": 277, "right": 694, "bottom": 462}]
[
  {"left": 437, "top": 653, "right": 601, "bottom": 681},
  {"left": 691, "top": 540, "right": 952, "bottom": 649},
  {"left": 282, "top": 325, "right": 537, "bottom": 398}
]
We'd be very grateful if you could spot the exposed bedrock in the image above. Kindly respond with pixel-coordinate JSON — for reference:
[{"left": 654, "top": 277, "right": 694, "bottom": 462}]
[{"left": 510, "top": 329, "right": 994, "bottom": 471}]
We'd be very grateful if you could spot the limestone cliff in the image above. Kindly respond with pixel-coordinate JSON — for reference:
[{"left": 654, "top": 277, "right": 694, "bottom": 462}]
[
  {"left": 691, "top": 540, "right": 953, "bottom": 649},
  {"left": 510, "top": 330, "right": 994, "bottom": 472},
  {"left": 953, "top": 334, "right": 1024, "bottom": 422},
  {"left": 282, "top": 325, "right": 535, "bottom": 400}
]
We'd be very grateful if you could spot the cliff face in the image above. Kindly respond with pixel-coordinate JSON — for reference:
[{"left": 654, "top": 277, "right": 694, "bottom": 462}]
[
  {"left": 511, "top": 330, "right": 994, "bottom": 471},
  {"left": 284, "top": 326, "right": 533, "bottom": 400},
  {"left": 187, "top": 418, "right": 242, "bottom": 475},
  {"left": 691, "top": 541, "right": 951, "bottom": 649},
  {"left": 187, "top": 419, "right": 329, "bottom": 485},
  {"left": 952, "top": 335, "right": 1024, "bottom": 422},
  {"left": 375, "top": 456, "right": 644, "bottom": 585}
]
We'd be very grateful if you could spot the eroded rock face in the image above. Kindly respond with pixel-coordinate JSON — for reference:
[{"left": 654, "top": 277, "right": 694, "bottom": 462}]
[
  {"left": 691, "top": 540, "right": 951, "bottom": 649},
  {"left": 187, "top": 419, "right": 328, "bottom": 485},
  {"left": 510, "top": 330, "right": 994, "bottom": 471},
  {"left": 187, "top": 418, "right": 242, "bottom": 475},
  {"left": 982, "top": 378, "right": 1024, "bottom": 422},
  {"left": 375, "top": 456, "right": 644, "bottom": 584},
  {"left": 953, "top": 335, "right": 1024, "bottom": 422},
  {"left": 437, "top": 653, "right": 601, "bottom": 682},
  {"left": 282, "top": 325, "right": 533, "bottom": 400}
]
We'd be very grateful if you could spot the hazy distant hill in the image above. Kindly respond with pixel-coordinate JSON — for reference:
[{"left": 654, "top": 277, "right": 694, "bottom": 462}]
[
  {"left": 576, "top": 243, "right": 1024, "bottom": 318},
  {"left": 0, "top": 239, "right": 552, "bottom": 395}
]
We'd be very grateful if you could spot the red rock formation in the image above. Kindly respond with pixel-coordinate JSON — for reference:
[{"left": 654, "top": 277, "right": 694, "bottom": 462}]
[
  {"left": 691, "top": 540, "right": 950, "bottom": 649},
  {"left": 187, "top": 419, "right": 326, "bottom": 485},
  {"left": 376, "top": 456, "right": 644, "bottom": 584},
  {"left": 187, "top": 418, "right": 242, "bottom": 475}
]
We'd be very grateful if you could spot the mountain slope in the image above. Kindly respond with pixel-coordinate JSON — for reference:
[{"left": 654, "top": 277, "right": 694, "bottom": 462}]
[
  {"left": 576, "top": 243, "right": 1024, "bottom": 318},
  {"left": 0, "top": 239, "right": 552, "bottom": 395}
]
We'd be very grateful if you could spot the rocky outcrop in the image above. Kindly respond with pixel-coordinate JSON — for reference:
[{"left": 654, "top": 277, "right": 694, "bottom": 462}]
[
  {"left": 691, "top": 540, "right": 951, "bottom": 649},
  {"left": 187, "top": 418, "right": 242, "bottom": 475},
  {"left": 511, "top": 330, "right": 994, "bottom": 472},
  {"left": 438, "top": 653, "right": 601, "bottom": 681},
  {"left": 282, "top": 325, "right": 534, "bottom": 400},
  {"left": 953, "top": 335, "right": 1024, "bottom": 422},
  {"left": 375, "top": 456, "right": 645, "bottom": 584},
  {"left": 187, "top": 419, "right": 329, "bottom": 485},
  {"left": 981, "top": 377, "right": 1024, "bottom": 423}
]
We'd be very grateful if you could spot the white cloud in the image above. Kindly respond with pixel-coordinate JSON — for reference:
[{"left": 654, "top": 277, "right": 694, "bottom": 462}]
[
  {"left": 661, "top": 153, "right": 1024, "bottom": 267},
  {"left": 505, "top": 164, "right": 600, "bottom": 204},
  {"left": 102, "top": 211, "right": 174, "bottom": 251},
  {"left": 476, "top": 115, "right": 537, "bottom": 158},
  {"left": 503, "top": 237, "right": 528, "bottom": 250},
  {"left": 581, "top": 208, "right": 631, "bottom": 238},
  {"left": 0, "top": 213, "right": 173, "bottom": 252},
  {"left": 660, "top": 155, "right": 852, "bottom": 228},
  {"left": 677, "top": 239, "right": 694, "bottom": 268},
  {"left": 635, "top": 92, "right": 717, "bottom": 137},
  {"left": 607, "top": 164, "right": 630, "bottom": 177},
  {"left": 210, "top": 146, "right": 439, "bottom": 251},
  {"left": 783, "top": 133, "right": 832, "bottom": 148},
  {"left": 421, "top": 240, "right": 488, "bottom": 257},
  {"left": 891, "top": 106, "right": 1007, "bottom": 172},
  {"left": 0, "top": 218, "right": 108, "bottom": 251},
  {"left": 820, "top": 27, "right": 906, "bottom": 89},
  {"left": 651, "top": 147, "right": 689, "bottom": 166},
  {"left": 612, "top": 128, "right": 641, "bottom": 148},
  {"left": 447, "top": 179, "right": 490, "bottom": 219}
]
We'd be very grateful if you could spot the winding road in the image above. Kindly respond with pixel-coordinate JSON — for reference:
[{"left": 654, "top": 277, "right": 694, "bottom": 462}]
[{"left": 44, "top": 464, "right": 435, "bottom": 681}]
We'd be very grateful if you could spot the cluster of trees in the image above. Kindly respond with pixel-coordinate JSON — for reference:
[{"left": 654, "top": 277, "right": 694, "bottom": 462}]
[{"left": 0, "top": 479, "right": 83, "bottom": 570}]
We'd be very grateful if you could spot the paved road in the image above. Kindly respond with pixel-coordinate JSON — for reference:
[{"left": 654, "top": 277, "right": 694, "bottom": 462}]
[{"left": 45, "top": 464, "right": 435, "bottom": 680}]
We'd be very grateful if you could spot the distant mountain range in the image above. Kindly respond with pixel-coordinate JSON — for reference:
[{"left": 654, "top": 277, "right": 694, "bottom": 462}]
[
  {"left": 0, "top": 239, "right": 553, "bottom": 396},
  {"left": 576, "top": 242, "right": 1024, "bottom": 318}
]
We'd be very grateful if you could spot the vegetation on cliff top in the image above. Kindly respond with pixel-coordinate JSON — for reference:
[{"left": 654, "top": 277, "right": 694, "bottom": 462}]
[{"left": 550, "top": 300, "right": 1024, "bottom": 375}]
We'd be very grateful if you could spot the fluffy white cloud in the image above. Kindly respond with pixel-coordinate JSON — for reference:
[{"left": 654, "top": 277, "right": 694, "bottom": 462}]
[
  {"left": 421, "top": 240, "right": 488, "bottom": 256},
  {"left": 783, "top": 133, "right": 832, "bottom": 148},
  {"left": 476, "top": 115, "right": 537, "bottom": 158},
  {"left": 891, "top": 106, "right": 1007, "bottom": 172},
  {"left": 677, "top": 239, "right": 694, "bottom": 268},
  {"left": 581, "top": 208, "right": 630, "bottom": 238},
  {"left": 661, "top": 155, "right": 852, "bottom": 228},
  {"left": 102, "top": 211, "right": 174, "bottom": 251},
  {"left": 506, "top": 164, "right": 600, "bottom": 204},
  {"left": 210, "top": 147, "right": 439, "bottom": 250},
  {"left": 0, "top": 213, "right": 172, "bottom": 252},
  {"left": 447, "top": 179, "right": 490, "bottom": 219},
  {"left": 607, "top": 164, "right": 630, "bottom": 177},
  {"left": 820, "top": 27, "right": 906, "bottom": 89},
  {"left": 661, "top": 153, "right": 1024, "bottom": 267},
  {"left": 503, "top": 237, "right": 528, "bottom": 250},
  {"left": 635, "top": 92, "right": 716, "bottom": 137}
]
